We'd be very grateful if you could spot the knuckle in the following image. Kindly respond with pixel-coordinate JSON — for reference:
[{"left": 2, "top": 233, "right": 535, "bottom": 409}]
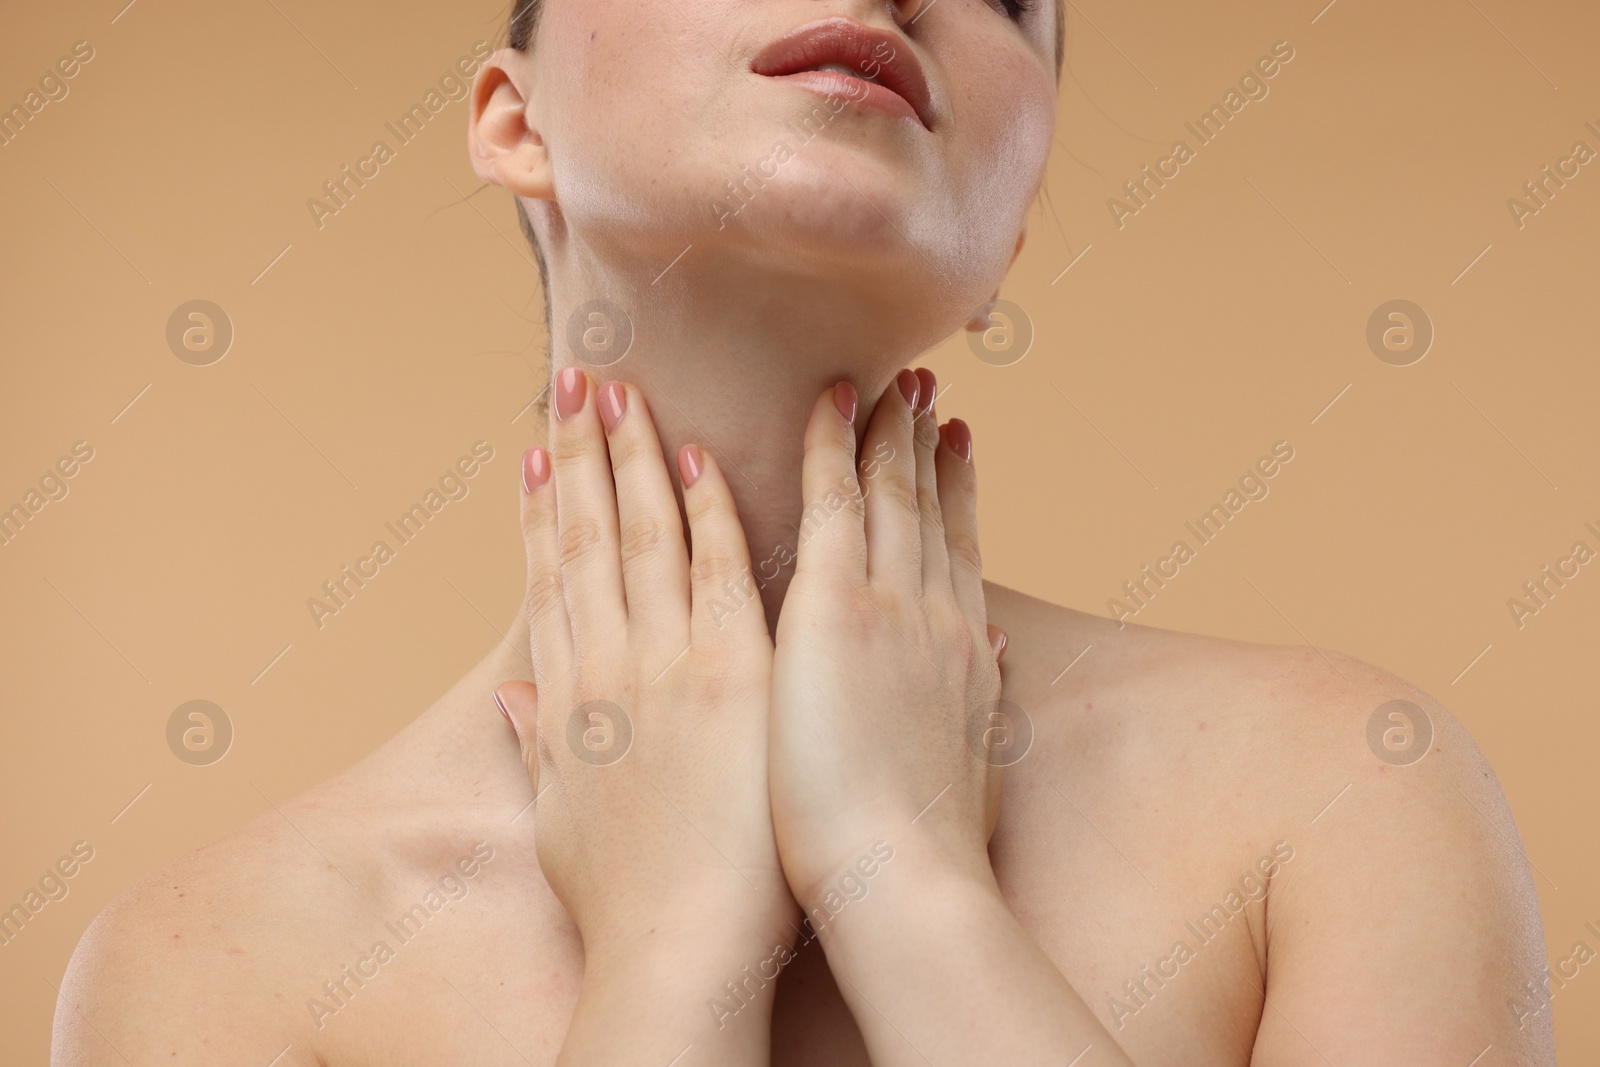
[
  {"left": 550, "top": 433, "right": 599, "bottom": 466},
  {"left": 526, "top": 567, "right": 566, "bottom": 624},
  {"left": 606, "top": 430, "right": 652, "bottom": 479},
  {"left": 618, "top": 515, "right": 672, "bottom": 570},
  {"left": 876, "top": 474, "right": 920, "bottom": 521},
  {"left": 690, "top": 545, "right": 745, "bottom": 588},
  {"left": 946, "top": 530, "right": 983, "bottom": 575},
  {"left": 558, "top": 515, "right": 606, "bottom": 569}
]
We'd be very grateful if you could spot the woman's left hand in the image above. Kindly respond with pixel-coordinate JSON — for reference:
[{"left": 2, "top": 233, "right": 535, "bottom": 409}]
[{"left": 768, "top": 369, "right": 1008, "bottom": 912}]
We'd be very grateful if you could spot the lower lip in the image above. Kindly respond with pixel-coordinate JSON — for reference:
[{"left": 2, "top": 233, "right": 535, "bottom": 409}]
[{"left": 760, "top": 70, "right": 923, "bottom": 126}]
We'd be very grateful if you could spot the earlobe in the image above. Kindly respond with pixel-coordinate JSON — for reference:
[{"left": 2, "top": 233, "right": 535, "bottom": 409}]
[
  {"left": 468, "top": 57, "right": 555, "bottom": 201},
  {"left": 492, "top": 139, "right": 554, "bottom": 200}
]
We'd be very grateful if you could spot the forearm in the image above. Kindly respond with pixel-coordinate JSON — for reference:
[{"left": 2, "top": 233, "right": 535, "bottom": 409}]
[
  {"left": 813, "top": 833, "right": 1135, "bottom": 1067},
  {"left": 558, "top": 921, "right": 793, "bottom": 1067}
]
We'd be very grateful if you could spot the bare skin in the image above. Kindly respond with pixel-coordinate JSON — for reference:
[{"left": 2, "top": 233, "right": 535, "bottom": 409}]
[
  {"left": 53, "top": 0, "right": 1552, "bottom": 1059},
  {"left": 53, "top": 574, "right": 1551, "bottom": 1065}
]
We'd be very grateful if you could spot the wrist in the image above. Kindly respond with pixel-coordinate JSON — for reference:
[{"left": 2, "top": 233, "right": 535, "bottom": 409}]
[
  {"left": 794, "top": 826, "right": 1001, "bottom": 949},
  {"left": 579, "top": 886, "right": 799, "bottom": 977}
]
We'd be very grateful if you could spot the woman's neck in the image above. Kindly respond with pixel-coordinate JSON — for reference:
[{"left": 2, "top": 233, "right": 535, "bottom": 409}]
[{"left": 539, "top": 252, "right": 947, "bottom": 632}]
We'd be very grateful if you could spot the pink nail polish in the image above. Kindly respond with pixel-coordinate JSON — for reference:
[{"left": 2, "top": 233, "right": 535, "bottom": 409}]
[
  {"left": 834, "top": 382, "right": 858, "bottom": 424},
  {"left": 493, "top": 690, "right": 512, "bottom": 725},
  {"left": 914, "top": 368, "right": 937, "bottom": 415},
  {"left": 945, "top": 418, "right": 972, "bottom": 463},
  {"left": 522, "top": 446, "right": 550, "bottom": 492},
  {"left": 895, "top": 369, "right": 920, "bottom": 410},
  {"left": 599, "top": 380, "right": 627, "bottom": 431},
  {"left": 678, "top": 443, "right": 703, "bottom": 487},
  {"left": 555, "top": 367, "right": 586, "bottom": 421}
]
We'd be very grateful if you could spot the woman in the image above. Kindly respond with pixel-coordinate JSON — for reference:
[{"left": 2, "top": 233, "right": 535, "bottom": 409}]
[{"left": 55, "top": 1, "right": 1551, "bottom": 1064}]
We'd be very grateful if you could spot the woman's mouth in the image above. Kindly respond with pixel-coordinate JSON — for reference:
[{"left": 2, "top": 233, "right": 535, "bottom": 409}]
[{"left": 751, "top": 17, "right": 934, "bottom": 130}]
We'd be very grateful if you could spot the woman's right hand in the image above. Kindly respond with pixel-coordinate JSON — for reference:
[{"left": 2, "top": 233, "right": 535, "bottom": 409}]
[{"left": 494, "top": 369, "right": 795, "bottom": 1062}]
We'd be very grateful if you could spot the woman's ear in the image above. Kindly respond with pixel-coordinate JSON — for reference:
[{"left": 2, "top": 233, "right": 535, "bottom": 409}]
[{"left": 468, "top": 50, "right": 554, "bottom": 201}]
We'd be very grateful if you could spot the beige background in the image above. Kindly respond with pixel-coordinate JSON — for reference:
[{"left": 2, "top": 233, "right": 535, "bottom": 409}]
[{"left": 2, "top": 0, "right": 1597, "bottom": 1060}]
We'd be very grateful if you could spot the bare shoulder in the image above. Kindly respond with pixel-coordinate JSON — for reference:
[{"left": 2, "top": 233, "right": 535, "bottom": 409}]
[
  {"left": 52, "top": 799, "right": 344, "bottom": 1065},
  {"left": 987, "top": 581, "right": 1554, "bottom": 1063},
  {"left": 50, "top": 719, "right": 524, "bottom": 1067}
]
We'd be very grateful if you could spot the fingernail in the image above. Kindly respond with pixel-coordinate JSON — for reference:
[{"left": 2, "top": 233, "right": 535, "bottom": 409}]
[
  {"left": 945, "top": 418, "right": 972, "bottom": 463},
  {"left": 834, "top": 381, "right": 858, "bottom": 424},
  {"left": 599, "top": 380, "right": 627, "bottom": 431},
  {"left": 678, "top": 443, "right": 703, "bottom": 487},
  {"left": 987, "top": 625, "right": 1008, "bottom": 661},
  {"left": 522, "top": 446, "right": 550, "bottom": 493},
  {"left": 895, "top": 369, "right": 920, "bottom": 410},
  {"left": 555, "top": 367, "right": 586, "bottom": 421},
  {"left": 493, "top": 689, "right": 512, "bottom": 725},
  {"left": 914, "top": 368, "right": 937, "bottom": 416}
]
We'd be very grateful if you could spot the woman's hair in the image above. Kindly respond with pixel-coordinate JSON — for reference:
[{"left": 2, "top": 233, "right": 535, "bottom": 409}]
[{"left": 503, "top": 0, "right": 1066, "bottom": 317}]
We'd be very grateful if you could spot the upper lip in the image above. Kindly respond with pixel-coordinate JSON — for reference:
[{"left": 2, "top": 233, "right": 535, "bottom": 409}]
[{"left": 751, "top": 17, "right": 934, "bottom": 129}]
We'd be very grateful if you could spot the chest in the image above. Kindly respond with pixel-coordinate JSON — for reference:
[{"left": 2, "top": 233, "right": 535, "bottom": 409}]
[{"left": 308, "top": 789, "right": 1271, "bottom": 1067}]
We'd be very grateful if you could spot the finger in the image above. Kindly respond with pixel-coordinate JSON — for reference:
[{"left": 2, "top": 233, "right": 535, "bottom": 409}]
[
  {"left": 549, "top": 366, "right": 627, "bottom": 650},
  {"left": 987, "top": 624, "right": 1008, "bottom": 663},
  {"left": 520, "top": 444, "right": 573, "bottom": 686},
  {"left": 793, "top": 383, "right": 866, "bottom": 586},
  {"left": 911, "top": 368, "right": 950, "bottom": 595},
  {"left": 597, "top": 380, "right": 691, "bottom": 650},
  {"left": 863, "top": 369, "right": 922, "bottom": 591},
  {"left": 680, "top": 445, "right": 768, "bottom": 646},
  {"left": 936, "top": 418, "right": 986, "bottom": 629},
  {"left": 494, "top": 680, "right": 541, "bottom": 795}
]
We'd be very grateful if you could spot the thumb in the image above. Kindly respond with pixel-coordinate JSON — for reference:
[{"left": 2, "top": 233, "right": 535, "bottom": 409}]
[{"left": 494, "top": 680, "right": 540, "bottom": 794}]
